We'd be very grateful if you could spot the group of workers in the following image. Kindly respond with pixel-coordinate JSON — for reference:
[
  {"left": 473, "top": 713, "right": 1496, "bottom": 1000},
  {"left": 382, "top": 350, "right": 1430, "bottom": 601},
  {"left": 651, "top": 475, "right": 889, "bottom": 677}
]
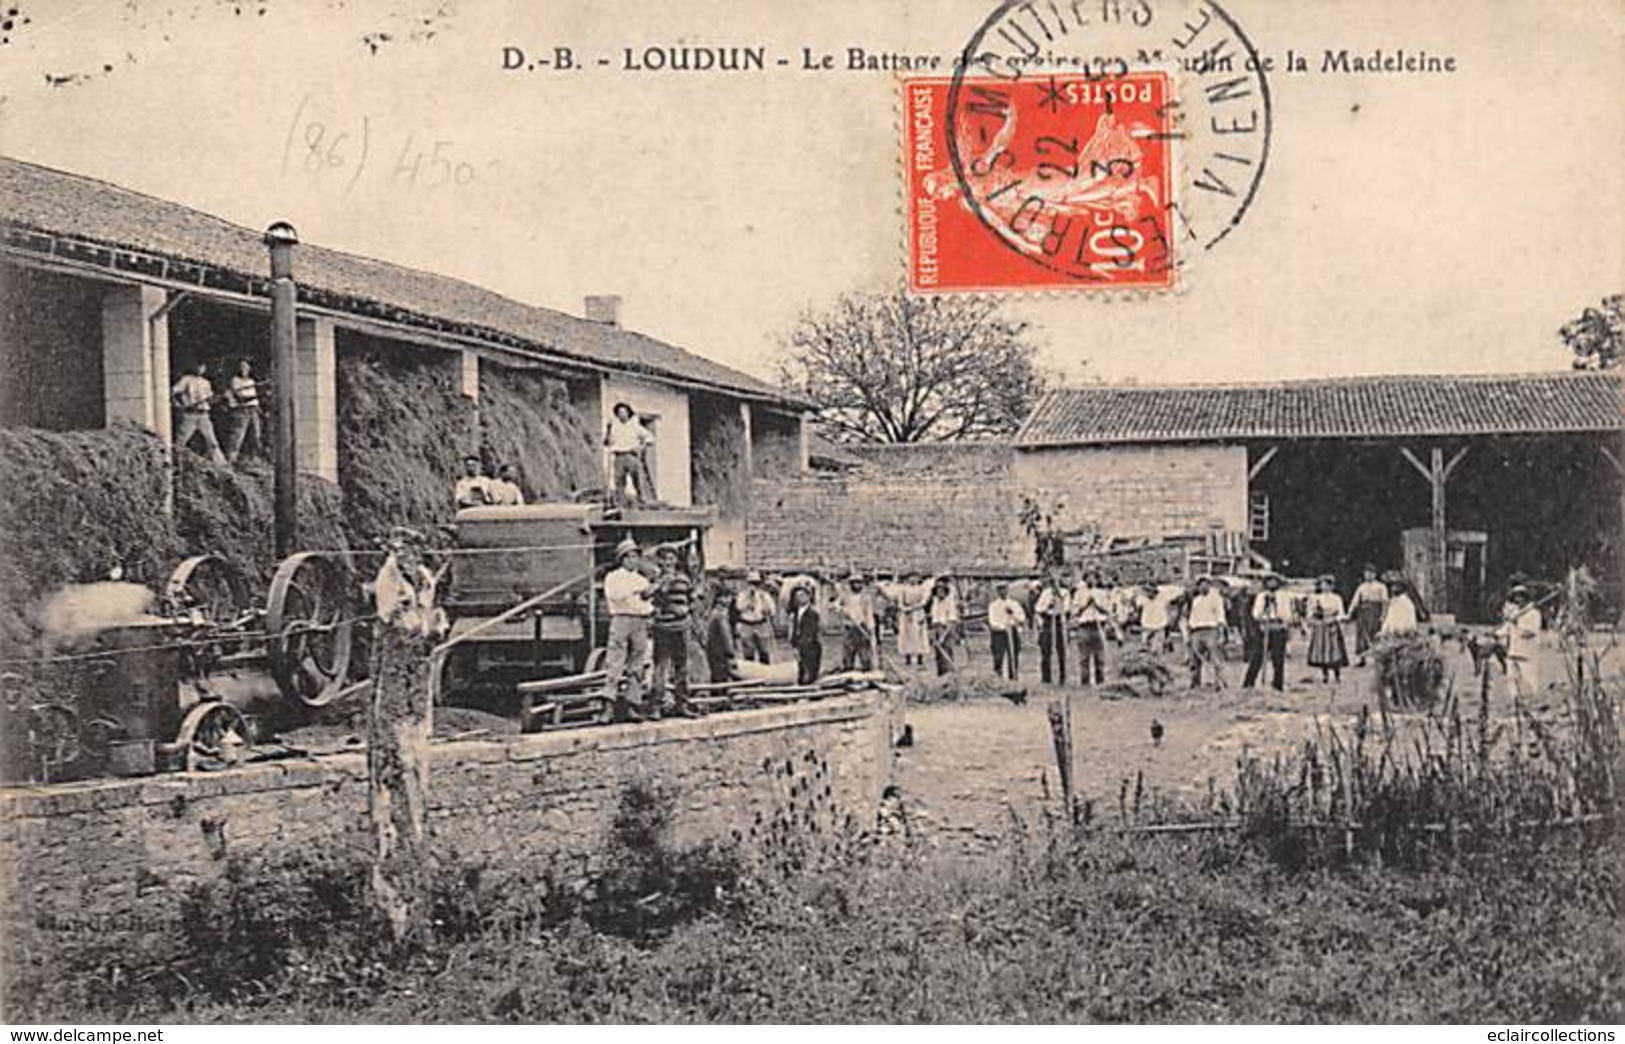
[
  {"left": 592, "top": 551, "right": 1551, "bottom": 719},
  {"left": 453, "top": 455, "right": 527, "bottom": 508},
  {"left": 170, "top": 358, "right": 264, "bottom": 466}
]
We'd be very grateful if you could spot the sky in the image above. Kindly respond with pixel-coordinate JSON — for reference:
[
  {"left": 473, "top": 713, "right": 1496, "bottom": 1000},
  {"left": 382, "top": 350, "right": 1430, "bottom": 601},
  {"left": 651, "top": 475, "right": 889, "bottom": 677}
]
[{"left": 1, "top": 0, "right": 1621, "bottom": 386}]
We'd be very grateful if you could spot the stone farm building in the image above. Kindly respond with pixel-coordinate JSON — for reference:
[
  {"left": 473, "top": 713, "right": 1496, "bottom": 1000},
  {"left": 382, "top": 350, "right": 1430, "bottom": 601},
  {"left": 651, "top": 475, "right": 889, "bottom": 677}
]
[
  {"left": 0, "top": 156, "right": 810, "bottom": 567},
  {"left": 750, "top": 373, "right": 1625, "bottom": 622}
]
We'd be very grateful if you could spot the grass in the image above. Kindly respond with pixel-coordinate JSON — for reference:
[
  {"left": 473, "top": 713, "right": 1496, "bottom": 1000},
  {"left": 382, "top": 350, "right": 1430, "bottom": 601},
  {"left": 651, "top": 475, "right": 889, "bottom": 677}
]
[
  {"left": 7, "top": 656, "right": 1621, "bottom": 1024},
  {"left": 6, "top": 820, "right": 1617, "bottom": 1023}
]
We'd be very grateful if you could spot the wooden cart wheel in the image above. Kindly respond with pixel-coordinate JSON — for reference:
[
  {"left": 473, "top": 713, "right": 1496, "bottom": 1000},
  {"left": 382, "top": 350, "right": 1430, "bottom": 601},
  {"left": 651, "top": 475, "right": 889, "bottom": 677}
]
[
  {"left": 266, "top": 552, "right": 356, "bottom": 708},
  {"left": 583, "top": 646, "right": 607, "bottom": 674},
  {"left": 164, "top": 555, "right": 253, "bottom": 628},
  {"left": 176, "top": 700, "right": 252, "bottom": 771}
]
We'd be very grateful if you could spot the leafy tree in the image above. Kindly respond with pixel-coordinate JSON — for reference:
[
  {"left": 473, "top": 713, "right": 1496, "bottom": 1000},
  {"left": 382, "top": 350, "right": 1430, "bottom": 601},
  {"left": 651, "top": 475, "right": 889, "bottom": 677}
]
[
  {"left": 1561, "top": 294, "right": 1623, "bottom": 370},
  {"left": 778, "top": 290, "right": 1050, "bottom": 443}
]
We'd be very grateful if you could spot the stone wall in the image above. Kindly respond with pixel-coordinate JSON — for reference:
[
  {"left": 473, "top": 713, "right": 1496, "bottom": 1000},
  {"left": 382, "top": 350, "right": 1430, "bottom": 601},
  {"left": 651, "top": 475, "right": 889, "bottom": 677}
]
[
  {"left": 0, "top": 693, "right": 896, "bottom": 968},
  {"left": 1013, "top": 444, "right": 1249, "bottom": 537},
  {"left": 748, "top": 444, "right": 1027, "bottom": 575},
  {"left": 747, "top": 441, "right": 1248, "bottom": 575}
]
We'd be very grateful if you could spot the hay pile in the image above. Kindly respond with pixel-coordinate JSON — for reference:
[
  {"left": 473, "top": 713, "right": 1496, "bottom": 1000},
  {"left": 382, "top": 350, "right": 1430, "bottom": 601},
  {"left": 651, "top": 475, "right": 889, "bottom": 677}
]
[
  {"left": 478, "top": 364, "right": 598, "bottom": 501},
  {"left": 336, "top": 348, "right": 472, "bottom": 546},
  {"left": 335, "top": 350, "right": 598, "bottom": 546},
  {"left": 690, "top": 398, "right": 748, "bottom": 515},
  {"left": 0, "top": 425, "right": 348, "bottom": 656}
]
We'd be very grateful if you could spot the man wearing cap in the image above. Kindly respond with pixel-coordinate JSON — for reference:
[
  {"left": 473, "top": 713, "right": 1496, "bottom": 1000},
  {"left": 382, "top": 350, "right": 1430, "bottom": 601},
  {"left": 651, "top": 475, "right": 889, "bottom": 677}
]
[
  {"left": 1249, "top": 573, "right": 1292, "bottom": 691},
  {"left": 454, "top": 455, "right": 492, "bottom": 509},
  {"left": 649, "top": 545, "right": 699, "bottom": 717},
  {"left": 1186, "top": 575, "right": 1228, "bottom": 690},
  {"left": 836, "top": 572, "right": 878, "bottom": 672},
  {"left": 733, "top": 570, "right": 777, "bottom": 665},
  {"left": 602, "top": 538, "right": 655, "bottom": 721},
  {"left": 604, "top": 401, "right": 657, "bottom": 505}
]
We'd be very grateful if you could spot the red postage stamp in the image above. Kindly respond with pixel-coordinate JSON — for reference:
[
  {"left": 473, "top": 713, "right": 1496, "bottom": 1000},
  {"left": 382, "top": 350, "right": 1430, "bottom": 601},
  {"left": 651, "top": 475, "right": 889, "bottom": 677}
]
[{"left": 904, "top": 72, "right": 1177, "bottom": 293}]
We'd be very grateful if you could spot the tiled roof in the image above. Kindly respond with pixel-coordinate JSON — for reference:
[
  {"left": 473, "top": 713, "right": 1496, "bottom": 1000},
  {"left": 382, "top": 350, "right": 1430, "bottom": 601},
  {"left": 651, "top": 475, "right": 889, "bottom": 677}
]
[
  {"left": 1018, "top": 372, "right": 1624, "bottom": 446},
  {"left": 0, "top": 156, "right": 802, "bottom": 408}
]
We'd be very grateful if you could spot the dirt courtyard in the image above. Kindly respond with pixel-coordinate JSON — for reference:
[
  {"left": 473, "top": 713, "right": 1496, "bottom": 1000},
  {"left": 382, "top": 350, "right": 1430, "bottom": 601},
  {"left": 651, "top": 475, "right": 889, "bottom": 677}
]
[{"left": 890, "top": 635, "right": 1614, "bottom": 849}]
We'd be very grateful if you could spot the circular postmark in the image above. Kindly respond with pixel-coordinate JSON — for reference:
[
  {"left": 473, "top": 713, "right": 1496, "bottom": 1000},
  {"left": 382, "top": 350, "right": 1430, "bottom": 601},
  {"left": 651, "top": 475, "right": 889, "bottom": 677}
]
[{"left": 944, "top": 0, "right": 1272, "bottom": 286}]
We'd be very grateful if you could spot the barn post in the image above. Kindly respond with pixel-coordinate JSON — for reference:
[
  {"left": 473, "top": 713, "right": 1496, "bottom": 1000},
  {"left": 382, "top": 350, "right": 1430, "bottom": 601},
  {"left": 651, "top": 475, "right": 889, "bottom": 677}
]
[
  {"left": 366, "top": 538, "right": 445, "bottom": 946},
  {"left": 1428, "top": 447, "right": 1448, "bottom": 615},
  {"left": 264, "top": 222, "right": 300, "bottom": 559}
]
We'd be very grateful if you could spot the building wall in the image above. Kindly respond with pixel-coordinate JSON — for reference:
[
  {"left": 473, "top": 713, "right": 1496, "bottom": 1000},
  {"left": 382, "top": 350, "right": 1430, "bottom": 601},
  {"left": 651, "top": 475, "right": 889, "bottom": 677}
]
[
  {"left": 0, "top": 694, "right": 896, "bottom": 972},
  {"left": 748, "top": 442, "right": 1248, "bottom": 575},
  {"left": 602, "top": 375, "right": 692, "bottom": 506},
  {"left": 1012, "top": 444, "right": 1249, "bottom": 537}
]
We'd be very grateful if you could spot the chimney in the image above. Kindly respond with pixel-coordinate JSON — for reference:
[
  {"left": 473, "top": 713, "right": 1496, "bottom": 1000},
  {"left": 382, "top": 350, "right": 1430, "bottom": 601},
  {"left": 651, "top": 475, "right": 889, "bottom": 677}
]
[{"left": 584, "top": 294, "right": 622, "bottom": 326}]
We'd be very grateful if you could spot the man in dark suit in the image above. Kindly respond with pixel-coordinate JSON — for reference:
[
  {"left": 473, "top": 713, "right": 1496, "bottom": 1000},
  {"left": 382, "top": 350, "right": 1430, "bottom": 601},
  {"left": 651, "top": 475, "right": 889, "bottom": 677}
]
[{"left": 789, "top": 584, "right": 822, "bottom": 685}]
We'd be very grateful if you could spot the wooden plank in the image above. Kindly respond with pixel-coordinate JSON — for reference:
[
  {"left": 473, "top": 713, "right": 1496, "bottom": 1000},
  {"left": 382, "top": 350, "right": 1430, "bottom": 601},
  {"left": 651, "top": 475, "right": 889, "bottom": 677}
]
[
  {"left": 1247, "top": 445, "right": 1278, "bottom": 481},
  {"left": 1397, "top": 446, "right": 1433, "bottom": 484},
  {"left": 517, "top": 670, "right": 607, "bottom": 694}
]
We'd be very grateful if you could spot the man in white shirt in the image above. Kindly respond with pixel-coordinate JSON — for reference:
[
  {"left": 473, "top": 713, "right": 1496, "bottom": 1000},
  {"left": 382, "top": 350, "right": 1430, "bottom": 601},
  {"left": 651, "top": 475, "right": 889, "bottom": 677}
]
[
  {"left": 604, "top": 401, "right": 657, "bottom": 505},
  {"left": 733, "top": 570, "right": 778, "bottom": 664},
  {"left": 1072, "top": 574, "right": 1113, "bottom": 687},
  {"left": 1186, "top": 575, "right": 1229, "bottom": 690},
  {"left": 1500, "top": 585, "right": 1543, "bottom": 696},
  {"left": 601, "top": 538, "right": 655, "bottom": 721},
  {"left": 1033, "top": 573, "right": 1070, "bottom": 685},
  {"left": 171, "top": 360, "right": 226, "bottom": 464},
  {"left": 486, "top": 463, "right": 525, "bottom": 506},
  {"left": 454, "top": 455, "right": 491, "bottom": 509},
  {"left": 986, "top": 581, "right": 1028, "bottom": 680}
]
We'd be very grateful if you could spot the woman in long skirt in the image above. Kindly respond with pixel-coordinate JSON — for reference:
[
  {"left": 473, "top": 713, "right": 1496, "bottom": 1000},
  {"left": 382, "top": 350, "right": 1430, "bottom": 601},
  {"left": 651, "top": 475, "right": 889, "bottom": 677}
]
[
  {"left": 881, "top": 572, "right": 932, "bottom": 668},
  {"left": 1306, "top": 574, "right": 1350, "bottom": 683}
]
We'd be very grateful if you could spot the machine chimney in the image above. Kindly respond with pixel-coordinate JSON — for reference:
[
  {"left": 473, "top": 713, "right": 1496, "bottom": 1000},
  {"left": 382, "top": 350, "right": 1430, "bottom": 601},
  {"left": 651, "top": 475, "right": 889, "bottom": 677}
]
[{"left": 584, "top": 294, "right": 622, "bottom": 326}]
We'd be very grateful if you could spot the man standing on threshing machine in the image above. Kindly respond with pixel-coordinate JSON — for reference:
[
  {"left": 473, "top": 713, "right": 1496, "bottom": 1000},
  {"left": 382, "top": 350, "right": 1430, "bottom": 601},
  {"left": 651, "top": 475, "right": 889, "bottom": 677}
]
[
  {"left": 454, "top": 455, "right": 492, "bottom": 508},
  {"left": 733, "top": 570, "right": 777, "bottom": 664},
  {"left": 602, "top": 538, "right": 655, "bottom": 722},
  {"left": 604, "top": 401, "right": 657, "bottom": 506},
  {"left": 649, "top": 544, "right": 700, "bottom": 718},
  {"left": 487, "top": 463, "right": 525, "bottom": 506},
  {"left": 836, "top": 572, "right": 878, "bottom": 672}
]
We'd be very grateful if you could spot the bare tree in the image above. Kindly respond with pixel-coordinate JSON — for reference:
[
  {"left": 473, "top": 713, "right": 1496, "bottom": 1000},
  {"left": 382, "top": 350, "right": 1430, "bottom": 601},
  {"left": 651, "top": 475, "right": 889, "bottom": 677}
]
[
  {"left": 778, "top": 290, "right": 1050, "bottom": 443},
  {"left": 1561, "top": 294, "right": 1623, "bottom": 370}
]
